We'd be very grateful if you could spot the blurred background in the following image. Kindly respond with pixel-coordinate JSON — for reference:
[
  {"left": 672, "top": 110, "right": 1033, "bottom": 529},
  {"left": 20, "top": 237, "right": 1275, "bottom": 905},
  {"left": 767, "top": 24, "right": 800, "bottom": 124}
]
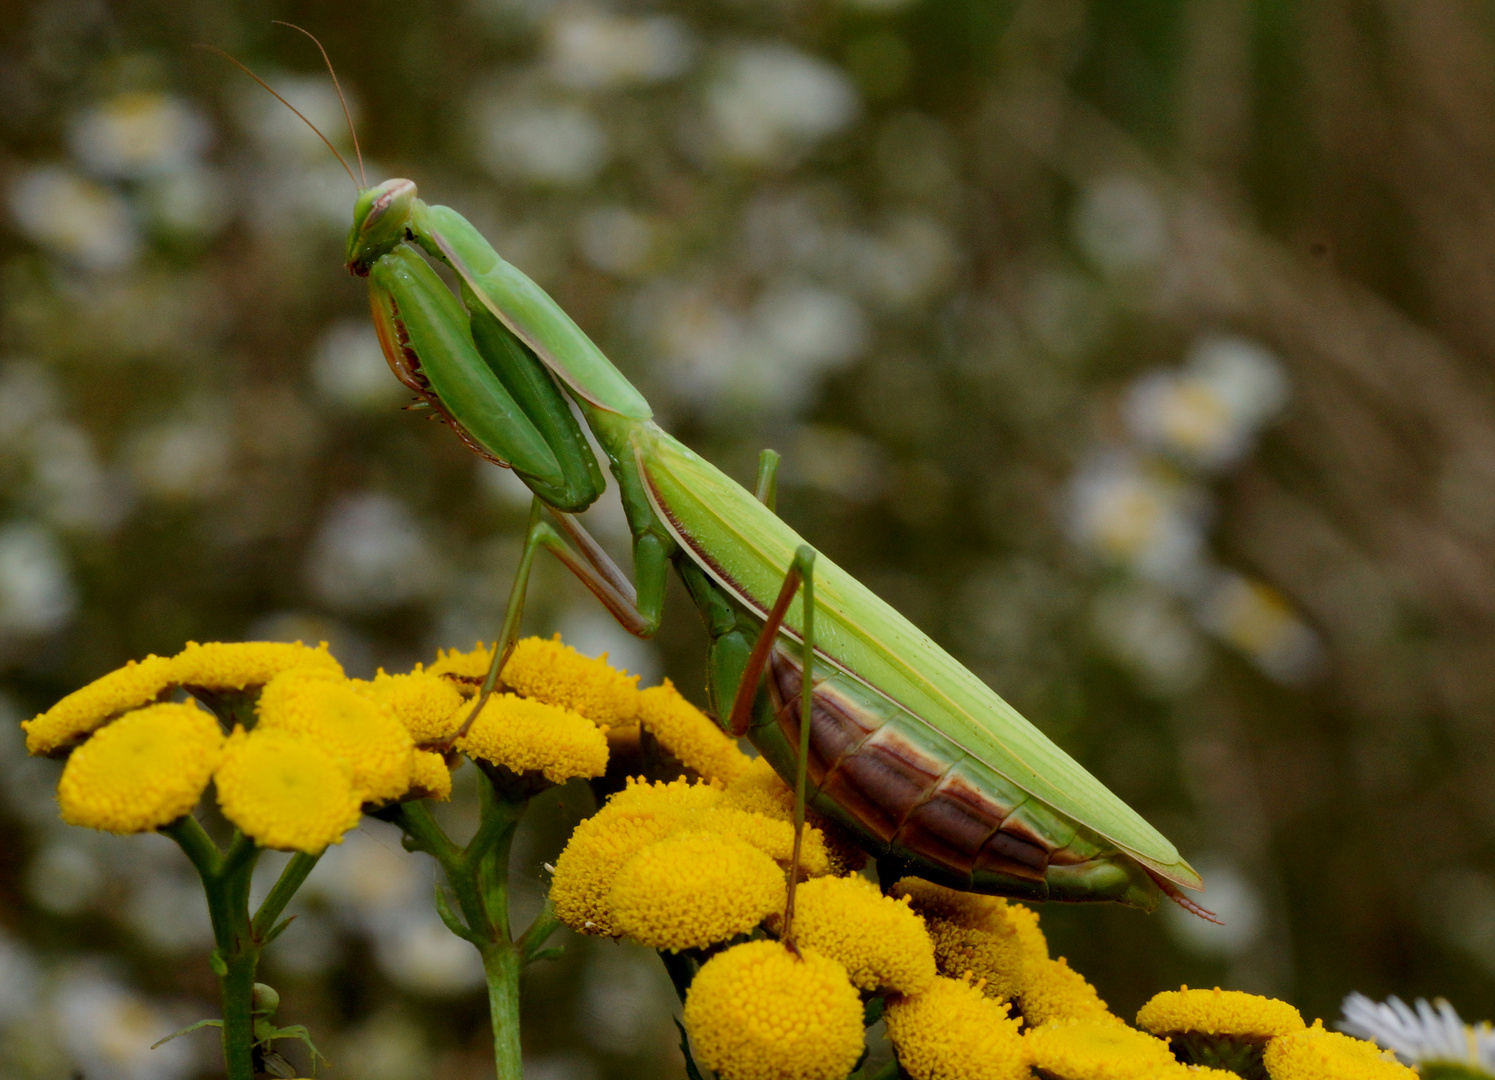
[{"left": 3, "top": 0, "right": 1495, "bottom": 1076}]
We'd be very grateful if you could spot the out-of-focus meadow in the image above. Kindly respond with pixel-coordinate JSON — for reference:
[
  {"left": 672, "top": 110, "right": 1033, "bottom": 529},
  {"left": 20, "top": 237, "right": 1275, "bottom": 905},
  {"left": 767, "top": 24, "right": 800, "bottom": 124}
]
[{"left": 2, "top": 0, "right": 1494, "bottom": 1077}]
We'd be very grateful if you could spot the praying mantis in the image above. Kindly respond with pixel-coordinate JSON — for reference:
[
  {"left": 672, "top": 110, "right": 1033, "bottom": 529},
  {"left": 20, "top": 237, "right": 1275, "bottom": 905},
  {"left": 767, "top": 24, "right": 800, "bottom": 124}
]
[{"left": 235, "top": 30, "right": 1211, "bottom": 925}]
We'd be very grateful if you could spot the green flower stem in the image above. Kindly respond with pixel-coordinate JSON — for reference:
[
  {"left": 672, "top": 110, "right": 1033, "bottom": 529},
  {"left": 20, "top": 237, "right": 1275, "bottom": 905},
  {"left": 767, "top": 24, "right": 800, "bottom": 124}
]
[
  {"left": 390, "top": 780, "right": 534, "bottom": 1080},
  {"left": 163, "top": 819, "right": 323, "bottom": 1080},
  {"left": 252, "top": 851, "right": 321, "bottom": 938}
]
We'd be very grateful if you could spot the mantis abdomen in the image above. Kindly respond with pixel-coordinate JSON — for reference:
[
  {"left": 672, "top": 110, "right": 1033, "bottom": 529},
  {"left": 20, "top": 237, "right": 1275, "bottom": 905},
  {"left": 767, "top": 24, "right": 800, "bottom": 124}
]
[{"left": 757, "top": 649, "right": 1164, "bottom": 910}]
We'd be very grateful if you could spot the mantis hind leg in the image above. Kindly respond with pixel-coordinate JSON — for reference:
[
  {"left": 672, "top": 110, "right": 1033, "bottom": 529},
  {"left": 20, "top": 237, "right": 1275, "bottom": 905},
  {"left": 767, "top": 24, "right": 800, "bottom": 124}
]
[{"left": 719, "top": 541, "right": 817, "bottom": 947}]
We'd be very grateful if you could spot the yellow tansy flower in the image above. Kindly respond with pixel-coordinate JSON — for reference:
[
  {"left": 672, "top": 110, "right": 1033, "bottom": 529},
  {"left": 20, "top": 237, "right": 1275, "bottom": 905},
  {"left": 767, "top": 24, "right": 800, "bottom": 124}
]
[
  {"left": 610, "top": 832, "right": 785, "bottom": 951},
  {"left": 696, "top": 805, "right": 834, "bottom": 878},
  {"left": 551, "top": 777, "right": 724, "bottom": 935},
  {"left": 1139, "top": 988, "right": 1305, "bottom": 1040},
  {"left": 885, "top": 974, "right": 1029, "bottom": 1080},
  {"left": 357, "top": 670, "right": 466, "bottom": 744},
  {"left": 1021, "top": 956, "right": 1118, "bottom": 1027},
  {"left": 502, "top": 635, "right": 640, "bottom": 725},
  {"left": 171, "top": 640, "right": 343, "bottom": 691},
  {"left": 769, "top": 875, "right": 935, "bottom": 994},
  {"left": 215, "top": 727, "right": 362, "bottom": 852},
  {"left": 425, "top": 641, "right": 495, "bottom": 693},
  {"left": 24, "top": 654, "right": 174, "bottom": 756},
  {"left": 684, "top": 940, "right": 864, "bottom": 1080},
  {"left": 1027, "top": 1019, "right": 1184, "bottom": 1080},
  {"left": 407, "top": 749, "right": 453, "bottom": 801},
  {"left": 635, "top": 678, "right": 750, "bottom": 783},
  {"left": 256, "top": 669, "right": 414, "bottom": 803},
  {"left": 56, "top": 702, "right": 223, "bottom": 833},
  {"left": 894, "top": 878, "right": 1026, "bottom": 1003},
  {"left": 1006, "top": 900, "right": 1050, "bottom": 963},
  {"left": 723, "top": 756, "right": 797, "bottom": 819},
  {"left": 455, "top": 693, "right": 608, "bottom": 785},
  {"left": 1264, "top": 1022, "right": 1418, "bottom": 1080}
]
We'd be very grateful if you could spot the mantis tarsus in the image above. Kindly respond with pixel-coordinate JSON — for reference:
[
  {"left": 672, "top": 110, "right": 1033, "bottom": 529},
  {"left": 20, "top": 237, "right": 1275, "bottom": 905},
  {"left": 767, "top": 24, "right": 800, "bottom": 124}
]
[{"left": 237, "top": 29, "right": 1213, "bottom": 930}]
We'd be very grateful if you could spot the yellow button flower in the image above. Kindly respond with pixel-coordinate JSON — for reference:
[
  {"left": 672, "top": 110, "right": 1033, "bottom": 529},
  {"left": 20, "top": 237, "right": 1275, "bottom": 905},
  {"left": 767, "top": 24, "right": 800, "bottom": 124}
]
[
  {"left": 696, "top": 805, "right": 834, "bottom": 878},
  {"left": 1021, "top": 956, "right": 1118, "bottom": 1028},
  {"left": 1264, "top": 1022, "right": 1419, "bottom": 1080},
  {"left": 357, "top": 670, "right": 466, "bottom": 744},
  {"left": 424, "top": 641, "right": 495, "bottom": 692},
  {"left": 610, "top": 832, "right": 785, "bottom": 951},
  {"left": 1005, "top": 899, "right": 1050, "bottom": 963},
  {"left": 171, "top": 640, "right": 343, "bottom": 691},
  {"left": 407, "top": 749, "right": 453, "bottom": 801},
  {"left": 1026, "top": 1019, "right": 1185, "bottom": 1080},
  {"left": 256, "top": 669, "right": 414, "bottom": 804},
  {"left": 24, "top": 654, "right": 174, "bottom": 756},
  {"left": 769, "top": 875, "right": 935, "bottom": 994},
  {"left": 723, "top": 756, "right": 796, "bottom": 819},
  {"left": 1139, "top": 988, "right": 1305, "bottom": 1040},
  {"left": 635, "top": 678, "right": 750, "bottom": 783},
  {"left": 885, "top": 974, "right": 1029, "bottom": 1080},
  {"left": 894, "top": 878, "right": 1026, "bottom": 1004},
  {"left": 551, "top": 777, "right": 723, "bottom": 935},
  {"left": 215, "top": 727, "right": 362, "bottom": 853},
  {"left": 56, "top": 701, "right": 223, "bottom": 833},
  {"left": 502, "top": 635, "right": 640, "bottom": 725},
  {"left": 454, "top": 693, "right": 608, "bottom": 785},
  {"left": 684, "top": 940, "right": 864, "bottom": 1080}
]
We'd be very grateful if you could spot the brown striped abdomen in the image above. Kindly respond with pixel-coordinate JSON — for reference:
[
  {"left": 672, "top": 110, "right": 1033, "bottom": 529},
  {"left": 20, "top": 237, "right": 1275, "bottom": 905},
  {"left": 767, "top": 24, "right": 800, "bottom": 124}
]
[{"left": 764, "top": 648, "right": 1112, "bottom": 895}]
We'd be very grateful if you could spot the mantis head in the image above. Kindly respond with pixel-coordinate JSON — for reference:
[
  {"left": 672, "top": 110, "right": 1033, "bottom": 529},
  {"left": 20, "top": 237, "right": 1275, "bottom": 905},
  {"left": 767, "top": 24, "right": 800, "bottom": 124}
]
[{"left": 346, "top": 178, "right": 417, "bottom": 276}]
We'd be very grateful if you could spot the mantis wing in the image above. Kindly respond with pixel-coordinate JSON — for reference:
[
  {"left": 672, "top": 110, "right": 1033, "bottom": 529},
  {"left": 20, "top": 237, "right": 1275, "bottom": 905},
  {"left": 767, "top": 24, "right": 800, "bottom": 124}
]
[{"left": 634, "top": 424, "right": 1201, "bottom": 891}]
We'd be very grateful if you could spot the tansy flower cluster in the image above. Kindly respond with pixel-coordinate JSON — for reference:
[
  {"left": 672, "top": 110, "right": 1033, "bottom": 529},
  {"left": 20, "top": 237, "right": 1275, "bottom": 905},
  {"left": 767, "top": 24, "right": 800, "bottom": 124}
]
[
  {"left": 655, "top": 857, "right": 1427, "bottom": 1080},
  {"left": 24, "top": 634, "right": 739, "bottom": 855}
]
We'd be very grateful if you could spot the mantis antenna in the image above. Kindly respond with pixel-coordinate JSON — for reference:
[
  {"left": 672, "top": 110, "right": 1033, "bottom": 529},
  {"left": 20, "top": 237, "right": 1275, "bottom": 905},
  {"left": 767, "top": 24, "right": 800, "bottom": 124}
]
[
  {"left": 193, "top": 41, "right": 361, "bottom": 191},
  {"left": 271, "top": 21, "right": 367, "bottom": 189}
]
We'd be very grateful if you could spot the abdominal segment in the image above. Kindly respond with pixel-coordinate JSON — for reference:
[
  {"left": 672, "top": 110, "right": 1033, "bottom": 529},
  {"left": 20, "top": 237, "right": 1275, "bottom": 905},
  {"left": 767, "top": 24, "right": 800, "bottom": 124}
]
[{"left": 759, "top": 649, "right": 1159, "bottom": 909}]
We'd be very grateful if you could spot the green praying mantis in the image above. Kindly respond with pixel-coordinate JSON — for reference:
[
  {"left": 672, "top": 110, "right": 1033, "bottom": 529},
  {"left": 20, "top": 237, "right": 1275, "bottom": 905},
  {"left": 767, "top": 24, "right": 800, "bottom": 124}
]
[{"left": 228, "top": 30, "right": 1212, "bottom": 929}]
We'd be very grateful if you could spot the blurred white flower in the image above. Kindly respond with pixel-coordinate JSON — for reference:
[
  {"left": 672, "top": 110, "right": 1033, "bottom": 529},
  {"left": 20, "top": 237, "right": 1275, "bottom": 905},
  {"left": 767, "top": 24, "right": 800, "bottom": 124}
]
[
  {"left": 1162, "top": 860, "right": 1262, "bottom": 957},
  {"left": 311, "top": 319, "right": 407, "bottom": 411},
  {"left": 242, "top": 73, "right": 358, "bottom": 162},
  {"left": 754, "top": 280, "right": 867, "bottom": 374},
  {"left": 68, "top": 92, "right": 211, "bottom": 180},
  {"left": 10, "top": 166, "right": 141, "bottom": 271},
  {"left": 27, "top": 838, "right": 104, "bottom": 916},
  {"left": 575, "top": 206, "right": 655, "bottom": 276},
  {"left": 642, "top": 279, "right": 865, "bottom": 412},
  {"left": 1074, "top": 174, "right": 1168, "bottom": 274},
  {"left": 29, "top": 420, "right": 130, "bottom": 533},
  {"left": 1067, "top": 451, "right": 1208, "bottom": 591},
  {"left": 125, "top": 414, "right": 232, "bottom": 500},
  {"left": 372, "top": 910, "right": 487, "bottom": 995},
  {"left": 556, "top": 606, "right": 660, "bottom": 687},
  {"left": 475, "top": 94, "right": 609, "bottom": 187},
  {"left": 52, "top": 968, "right": 200, "bottom": 1080},
  {"left": 0, "top": 361, "right": 60, "bottom": 450},
  {"left": 0, "top": 928, "right": 41, "bottom": 1024},
  {"left": 706, "top": 44, "right": 858, "bottom": 165},
  {"left": 1196, "top": 572, "right": 1319, "bottom": 684},
  {"left": 842, "top": 214, "right": 956, "bottom": 308},
  {"left": 545, "top": 7, "right": 692, "bottom": 89},
  {"left": 122, "top": 873, "right": 215, "bottom": 953},
  {"left": 0, "top": 522, "right": 76, "bottom": 639},
  {"left": 1125, "top": 336, "right": 1289, "bottom": 469},
  {"left": 1089, "top": 584, "right": 1208, "bottom": 697},
  {"left": 305, "top": 493, "right": 444, "bottom": 612},
  {"left": 1341, "top": 994, "right": 1495, "bottom": 1073},
  {"left": 579, "top": 945, "right": 677, "bottom": 1054},
  {"left": 138, "top": 166, "right": 231, "bottom": 239},
  {"left": 335, "top": 1010, "right": 434, "bottom": 1080}
]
